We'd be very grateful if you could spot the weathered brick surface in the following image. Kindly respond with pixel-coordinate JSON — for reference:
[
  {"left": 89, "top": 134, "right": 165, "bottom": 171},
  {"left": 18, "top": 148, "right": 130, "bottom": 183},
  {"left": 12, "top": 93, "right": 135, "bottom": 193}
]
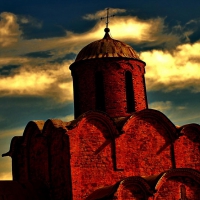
[
  {"left": 11, "top": 121, "right": 45, "bottom": 181},
  {"left": 68, "top": 111, "right": 124, "bottom": 199},
  {"left": 154, "top": 178, "right": 200, "bottom": 200},
  {"left": 175, "top": 124, "right": 200, "bottom": 170},
  {"left": 9, "top": 120, "right": 72, "bottom": 200},
  {"left": 44, "top": 120, "right": 72, "bottom": 200},
  {"left": 28, "top": 124, "right": 49, "bottom": 185},
  {"left": 86, "top": 169, "right": 200, "bottom": 200},
  {"left": 7, "top": 111, "right": 200, "bottom": 200},
  {"left": 153, "top": 169, "right": 200, "bottom": 200},
  {"left": 113, "top": 177, "right": 151, "bottom": 200},
  {"left": 70, "top": 58, "right": 147, "bottom": 118},
  {"left": 116, "top": 109, "right": 177, "bottom": 177},
  {"left": 116, "top": 184, "right": 146, "bottom": 200}
]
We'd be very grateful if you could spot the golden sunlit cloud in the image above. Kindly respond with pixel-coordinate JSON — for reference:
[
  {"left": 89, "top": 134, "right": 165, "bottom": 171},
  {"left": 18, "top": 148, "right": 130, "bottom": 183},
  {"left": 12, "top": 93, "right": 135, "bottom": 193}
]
[
  {"left": 0, "top": 10, "right": 199, "bottom": 103},
  {"left": 63, "top": 16, "right": 167, "bottom": 45},
  {"left": 141, "top": 41, "right": 200, "bottom": 92},
  {"left": 0, "top": 12, "right": 21, "bottom": 47},
  {"left": 0, "top": 70, "right": 55, "bottom": 93},
  {"left": 0, "top": 10, "right": 185, "bottom": 58},
  {"left": 0, "top": 127, "right": 24, "bottom": 139},
  {"left": 59, "top": 114, "right": 74, "bottom": 122},
  {"left": 0, "top": 61, "right": 73, "bottom": 102},
  {"left": 0, "top": 57, "right": 28, "bottom": 66},
  {"left": 149, "top": 101, "right": 173, "bottom": 112}
]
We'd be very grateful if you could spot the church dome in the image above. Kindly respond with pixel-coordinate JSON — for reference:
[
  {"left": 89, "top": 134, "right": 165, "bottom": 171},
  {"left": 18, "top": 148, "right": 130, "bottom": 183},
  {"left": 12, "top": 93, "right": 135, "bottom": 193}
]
[{"left": 75, "top": 28, "right": 140, "bottom": 62}]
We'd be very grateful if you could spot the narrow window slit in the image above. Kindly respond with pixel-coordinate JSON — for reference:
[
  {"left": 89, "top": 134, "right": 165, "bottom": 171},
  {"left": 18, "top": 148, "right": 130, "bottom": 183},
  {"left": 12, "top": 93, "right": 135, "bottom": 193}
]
[
  {"left": 125, "top": 71, "right": 135, "bottom": 112},
  {"left": 95, "top": 71, "right": 106, "bottom": 111}
]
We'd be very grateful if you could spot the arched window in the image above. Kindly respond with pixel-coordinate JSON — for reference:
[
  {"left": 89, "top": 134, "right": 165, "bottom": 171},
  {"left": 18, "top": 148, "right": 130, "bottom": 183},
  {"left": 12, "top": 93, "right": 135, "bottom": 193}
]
[
  {"left": 95, "top": 71, "right": 105, "bottom": 111},
  {"left": 72, "top": 72, "right": 80, "bottom": 118},
  {"left": 142, "top": 74, "right": 148, "bottom": 108},
  {"left": 125, "top": 71, "right": 135, "bottom": 112}
]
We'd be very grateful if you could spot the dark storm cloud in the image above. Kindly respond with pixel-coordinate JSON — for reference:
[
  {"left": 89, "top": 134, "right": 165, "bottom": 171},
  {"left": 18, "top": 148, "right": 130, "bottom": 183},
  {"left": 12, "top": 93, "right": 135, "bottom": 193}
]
[
  {"left": 184, "top": 19, "right": 200, "bottom": 43},
  {"left": 0, "top": 0, "right": 100, "bottom": 38},
  {"left": 0, "top": 65, "right": 20, "bottom": 76},
  {"left": 16, "top": 14, "right": 67, "bottom": 39},
  {"left": 130, "top": 18, "right": 200, "bottom": 52},
  {"left": 20, "top": 23, "right": 67, "bottom": 39},
  {"left": 51, "top": 53, "right": 76, "bottom": 63},
  {"left": 25, "top": 50, "right": 53, "bottom": 58}
]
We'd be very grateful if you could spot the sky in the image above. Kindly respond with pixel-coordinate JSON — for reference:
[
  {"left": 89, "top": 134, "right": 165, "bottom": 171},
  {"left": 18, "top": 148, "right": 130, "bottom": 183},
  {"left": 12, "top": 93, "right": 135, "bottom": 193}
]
[{"left": 0, "top": 0, "right": 200, "bottom": 180}]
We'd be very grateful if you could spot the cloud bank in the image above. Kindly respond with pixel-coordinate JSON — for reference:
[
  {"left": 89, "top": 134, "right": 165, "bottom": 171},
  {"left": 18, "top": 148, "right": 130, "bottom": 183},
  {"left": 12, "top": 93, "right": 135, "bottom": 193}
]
[
  {"left": 0, "top": 9, "right": 199, "bottom": 104},
  {"left": 0, "top": 8, "right": 200, "bottom": 181},
  {"left": 142, "top": 42, "right": 200, "bottom": 92},
  {"left": 0, "top": 12, "right": 21, "bottom": 47}
]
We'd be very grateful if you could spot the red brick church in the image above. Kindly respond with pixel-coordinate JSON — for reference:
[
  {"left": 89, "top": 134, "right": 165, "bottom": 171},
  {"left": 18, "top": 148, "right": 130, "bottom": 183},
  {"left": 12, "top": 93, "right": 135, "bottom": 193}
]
[{"left": 1, "top": 26, "right": 200, "bottom": 199}]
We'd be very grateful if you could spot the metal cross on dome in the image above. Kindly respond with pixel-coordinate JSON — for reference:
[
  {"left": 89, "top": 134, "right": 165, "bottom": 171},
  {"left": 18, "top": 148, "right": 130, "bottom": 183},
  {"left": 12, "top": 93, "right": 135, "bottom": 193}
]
[{"left": 101, "top": 8, "right": 115, "bottom": 29}]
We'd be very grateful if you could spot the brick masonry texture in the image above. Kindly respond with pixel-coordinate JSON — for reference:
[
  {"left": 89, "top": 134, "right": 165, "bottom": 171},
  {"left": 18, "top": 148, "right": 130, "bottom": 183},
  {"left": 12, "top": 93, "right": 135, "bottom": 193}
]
[
  {"left": 70, "top": 58, "right": 147, "bottom": 118},
  {"left": 7, "top": 110, "right": 200, "bottom": 199},
  {"left": 174, "top": 124, "right": 200, "bottom": 170}
]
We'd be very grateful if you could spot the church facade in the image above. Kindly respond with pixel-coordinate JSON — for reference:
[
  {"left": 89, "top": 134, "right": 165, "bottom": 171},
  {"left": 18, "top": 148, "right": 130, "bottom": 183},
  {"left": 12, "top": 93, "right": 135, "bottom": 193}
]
[{"left": 1, "top": 27, "right": 200, "bottom": 200}]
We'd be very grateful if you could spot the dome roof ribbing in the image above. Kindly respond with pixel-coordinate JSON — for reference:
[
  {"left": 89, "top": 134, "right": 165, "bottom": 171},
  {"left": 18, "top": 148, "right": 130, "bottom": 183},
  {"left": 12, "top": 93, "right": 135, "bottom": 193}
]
[{"left": 75, "top": 29, "right": 140, "bottom": 62}]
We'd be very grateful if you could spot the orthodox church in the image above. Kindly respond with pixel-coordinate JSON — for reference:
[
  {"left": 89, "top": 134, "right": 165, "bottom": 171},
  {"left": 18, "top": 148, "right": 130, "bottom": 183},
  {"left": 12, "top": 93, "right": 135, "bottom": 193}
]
[{"left": 1, "top": 20, "right": 200, "bottom": 200}]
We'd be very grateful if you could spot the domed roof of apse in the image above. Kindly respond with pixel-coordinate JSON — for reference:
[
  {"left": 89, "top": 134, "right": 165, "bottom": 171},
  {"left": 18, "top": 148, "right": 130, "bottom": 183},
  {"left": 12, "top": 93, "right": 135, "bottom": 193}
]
[{"left": 75, "top": 28, "right": 140, "bottom": 62}]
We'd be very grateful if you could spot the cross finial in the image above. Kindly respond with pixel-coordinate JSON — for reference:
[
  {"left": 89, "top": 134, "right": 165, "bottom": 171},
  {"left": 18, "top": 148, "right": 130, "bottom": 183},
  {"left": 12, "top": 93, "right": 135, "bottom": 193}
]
[{"left": 101, "top": 8, "right": 115, "bottom": 31}]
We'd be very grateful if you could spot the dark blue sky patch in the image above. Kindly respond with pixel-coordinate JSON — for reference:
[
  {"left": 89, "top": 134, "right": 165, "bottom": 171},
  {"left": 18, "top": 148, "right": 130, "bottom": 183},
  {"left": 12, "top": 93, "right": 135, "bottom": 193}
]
[
  {"left": 127, "top": 0, "right": 200, "bottom": 24},
  {"left": 188, "top": 27, "right": 200, "bottom": 43},
  {"left": 51, "top": 53, "right": 77, "bottom": 63},
  {"left": 131, "top": 43, "right": 171, "bottom": 53},
  {"left": 0, "top": 65, "right": 20, "bottom": 76},
  {"left": 147, "top": 90, "right": 200, "bottom": 125},
  {"left": 25, "top": 50, "right": 53, "bottom": 58},
  {"left": 148, "top": 90, "right": 200, "bottom": 105},
  {"left": 66, "top": 20, "right": 96, "bottom": 34},
  {"left": 20, "top": 23, "right": 67, "bottom": 39},
  {"left": 1, "top": 0, "right": 200, "bottom": 39},
  {"left": 0, "top": 96, "right": 74, "bottom": 131}
]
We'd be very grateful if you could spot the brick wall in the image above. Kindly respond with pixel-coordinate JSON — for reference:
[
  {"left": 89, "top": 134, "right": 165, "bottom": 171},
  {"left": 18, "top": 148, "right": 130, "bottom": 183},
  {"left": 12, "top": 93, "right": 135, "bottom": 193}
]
[
  {"left": 10, "top": 120, "right": 72, "bottom": 200},
  {"left": 116, "top": 109, "right": 177, "bottom": 177},
  {"left": 70, "top": 58, "right": 147, "bottom": 118},
  {"left": 7, "top": 111, "right": 200, "bottom": 200},
  {"left": 68, "top": 111, "right": 124, "bottom": 199},
  {"left": 154, "top": 169, "right": 200, "bottom": 200},
  {"left": 175, "top": 124, "right": 200, "bottom": 170}
]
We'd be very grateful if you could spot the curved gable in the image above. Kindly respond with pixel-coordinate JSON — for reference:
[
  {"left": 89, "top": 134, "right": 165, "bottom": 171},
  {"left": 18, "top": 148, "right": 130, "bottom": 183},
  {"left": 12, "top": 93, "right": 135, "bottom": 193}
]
[
  {"left": 68, "top": 111, "right": 122, "bottom": 199},
  {"left": 123, "top": 109, "right": 177, "bottom": 140},
  {"left": 86, "top": 176, "right": 153, "bottom": 200},
  {"left": 116, "top": 109, "right": 177, "bottom": 176},
  {"left": 4, "top": 119, "right": 72, "bottom": 200},
  {"left": 75, "top": 110, "right": 119, "bottom": 138},
  {"left": 115, "top": 176, "right": 153, "bottom": 199},
  {"left": 23, "top": 121, "right": 45, "bottom": 145},
  {"left": 175, "top": 123, "right": 200, "bottom": 170},
  {"left": 155, "top": 168, "right": 200, "bottom": 200}
]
